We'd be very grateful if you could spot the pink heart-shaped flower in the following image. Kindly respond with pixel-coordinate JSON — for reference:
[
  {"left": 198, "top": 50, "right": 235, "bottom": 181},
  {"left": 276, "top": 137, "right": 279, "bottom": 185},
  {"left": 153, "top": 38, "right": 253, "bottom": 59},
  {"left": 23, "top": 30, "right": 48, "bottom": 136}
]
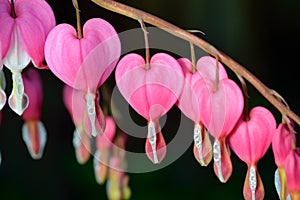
[
  {"left": 115, "top": 53, "right": 184, "bottom": 164},
  {"left": 229, "top": 106, "right": 276, "bottom": 164},
  {"left": 0, "top": 0, "right": 55, "bottom": 69},
  {"left": 45, "top": 18, "right": 120, "bottom": 92},
  {"left": 116, "top": 53, "right": 184, "bottom": 120},
  {"left": 228, "top": 106, "right": 276, "bottom": 200}
]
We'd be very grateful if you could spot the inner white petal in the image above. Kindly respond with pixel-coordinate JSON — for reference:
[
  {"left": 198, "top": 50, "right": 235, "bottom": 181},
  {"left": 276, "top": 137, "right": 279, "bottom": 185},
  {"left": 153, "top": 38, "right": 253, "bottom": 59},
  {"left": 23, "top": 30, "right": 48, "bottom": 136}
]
[{"left": 3, "top": 27, "right": 31, "bottom": 70}]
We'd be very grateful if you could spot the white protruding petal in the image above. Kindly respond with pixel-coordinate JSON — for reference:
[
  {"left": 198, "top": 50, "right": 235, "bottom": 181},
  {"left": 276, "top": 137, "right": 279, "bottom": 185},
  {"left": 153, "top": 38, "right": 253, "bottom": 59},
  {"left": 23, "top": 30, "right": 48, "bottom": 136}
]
[
  {"left": 0, "top": 71, "right": 6, "bottom": 110},
  {"left": 148, "top": 120, "right": 158, "bottom": 164},
  {"left": 22, "top": 121, "right": 47, "bottom": 159},
  {"left": 274, "top": 168, "right": 291, "bottom": 200},
  {"left": 249, "top": 165, "right": 257, "bottom": 200},
  {"left": 213, "top": 140, "right": 224, "bottom": 183},
  {"left": 3, "top": 27, "right": 31, "bottom": 71},
  {"left": 85, "top": 91, "right": 97, "bottom": 137},
  {"left": 194, "top": 123, "right": 205, "bottom": 165},
  {"left": 8, "top": 70, "right": 29, "bottom": 115}
]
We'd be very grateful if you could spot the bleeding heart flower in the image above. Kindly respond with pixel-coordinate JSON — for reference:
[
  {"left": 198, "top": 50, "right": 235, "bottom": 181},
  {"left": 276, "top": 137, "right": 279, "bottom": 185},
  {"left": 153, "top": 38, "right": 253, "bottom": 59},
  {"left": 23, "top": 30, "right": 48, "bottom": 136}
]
[
  {"left": 176, "top": 57, "right": 213, "bottom": 166},
  {"left": 115, "top": 53, "right": 184, "bottom": 164},
  {"left": 0, "top": 0, "right": 55, "bottom": 115},
  {"left": 106, "top": 134, "right": 131, "bottom": 200},
  {"left": 228, "top": 106, "right": 276, "bottom": 200},
  {"left": 45, "top": 18, "right": 120, "bottom": 137},
  {"left": 273, "top": 121, "right": 296, "bottom": 200},
  {"left": 285, "top": 148, "right": 300, "bottom": 200},
  {"left": 21, "top": 68, "right": 47, "bottom": 159},
  {"left": 94, "top": 116, "right": 116, "bottom": 184},
  {"left": 189, "top": 56, "right": 243, "bottom": 182},
  {"left": 63, "top": 84, "right": 105, "bottom": 164}
]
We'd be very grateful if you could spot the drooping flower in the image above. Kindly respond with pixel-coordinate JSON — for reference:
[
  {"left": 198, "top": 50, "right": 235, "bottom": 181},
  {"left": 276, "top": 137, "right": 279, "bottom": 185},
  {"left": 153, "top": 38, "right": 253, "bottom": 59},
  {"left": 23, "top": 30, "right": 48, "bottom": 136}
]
[
  {"left": 115, "top": 53, "right": 184, "bottom": 164},
  {"left": 273, "top": 121, "right": 296, "bottom": 200},
  {"left": 94, "top": 116, "right": 116, "bottom": 184},
  {"left": 106, "top": 134, "right": 131, "bottom": 200},
  {"left": 191, "top": 56, "right": 244, "bottom": 182},
  {"left": 176, "top": 57, "right": 213, "bottom": 166},
  {"left": 228, "top": 106, "right": 276, "bottom": 200},
  {"left": 21, "top": 68, "right": 47, "bottom": 159},
  {"left": 0, "top": 0, "right": 55, "bottom": 115},
  {"left": 63, "top": 84, "right": 105, "bottom": 164},
  {"left": 285, "top": 148, "right": 300, "bottom": 200},
  {"left": 45, "top": 18, "right": 120, "bottom": 137}
]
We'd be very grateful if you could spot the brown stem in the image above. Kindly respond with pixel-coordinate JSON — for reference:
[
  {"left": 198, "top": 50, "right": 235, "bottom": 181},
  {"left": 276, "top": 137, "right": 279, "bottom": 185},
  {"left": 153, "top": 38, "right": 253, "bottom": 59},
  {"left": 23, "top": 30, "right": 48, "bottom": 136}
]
[
  {"left": 213, "top": 56, "right": 220, "bottom": 92},
  {"left": 91, "top": 0, "right": 300, "bottom": 126},
  {"left": 237, "top": 74, "right": 250, "bottom": 121},
  {"left": 10, "top": 0, "right": 16, "bottom": 18},
  {"left": 189, "top": 42, "right": 197, "bottom": 74},
  {"left": 73, "top": 0, "right": 83, "bottom": 39},
  {"left": 138, "top": 17, "right": 150, "bottom": 68}
]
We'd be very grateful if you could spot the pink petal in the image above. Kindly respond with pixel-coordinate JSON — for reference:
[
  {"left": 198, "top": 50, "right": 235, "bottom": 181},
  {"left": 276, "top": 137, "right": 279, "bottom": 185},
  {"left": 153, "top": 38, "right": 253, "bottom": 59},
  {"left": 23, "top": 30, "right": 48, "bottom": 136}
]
[
  {"left": 272, "top": 123, "right": 296, "bottom": 167},
  {"left": 73, "top": 127, "right": 91, "bottom": 164},
  {"left": 177, "top": 58, "right": 202, "bottom": 121},
  {"left": 22, "top": 68, "right": 43, "bottom": 120},
  {"left": 0, "top": 1, "right": 16, "bottom": 59},
  {"left": 196, "top": 56, "right": 228, "bottom": 81},
  {"left": 285, "top": 148, "right": 300, "bottom": 194},
  {"left": 145, "top": 120, "right": 167, "bottom": 164},
  {"left": 228, "top": 106, "right": 276, "bottom": 164},
  {"left": 14, "top": 0, "right": 55, "bottom": 68},
  {"left": 62, "top": 85, "right": 85, "bottom": 125},
  {"left": 45, "top": 18, "right": 120, "bottom": 91},
  {"left": 195, "top": 78, "right": 244, "bottom": 138},
  {"left": 115, "top": 53, "right": 184, "bottom": 120},
  {"left": 96, "top": 116, "right": 116, "bottom": 150},
  {"left": 0, "top": 0, "right": 55, "bottom": 68}
]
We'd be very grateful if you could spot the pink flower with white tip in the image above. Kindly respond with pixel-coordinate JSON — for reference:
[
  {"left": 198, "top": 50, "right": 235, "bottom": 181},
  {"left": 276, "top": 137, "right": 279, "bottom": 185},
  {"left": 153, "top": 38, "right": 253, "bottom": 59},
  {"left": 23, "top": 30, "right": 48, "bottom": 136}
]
[
  {"left": 63, "top": 84, "right": 105, "bottom": 164},
  {"left": 190, "top": 56, "right": 244, "bottom": 182},
  {"left": 45, "top": 18, "right": 120, "bottom": 137},
  {"left": 285, "top": 148, "right": 300, "bottom": 200},
  {"left": 21, "top": 68, "right": 47, "bottom": 159},
  {"left": 273, "top": 121, "right": 296, "bottom": 200},
  {"left": 93, "top": 116, "right": 116, "bottom": 184},
  {"left": 229, "top": 106, "right": 276, "bottom": 200},
  {"left": 115, "top": 53, "right": 184, "bottom": 164},
  {"left": 0, "top": 0, "right": 55, "bottom": 115}
]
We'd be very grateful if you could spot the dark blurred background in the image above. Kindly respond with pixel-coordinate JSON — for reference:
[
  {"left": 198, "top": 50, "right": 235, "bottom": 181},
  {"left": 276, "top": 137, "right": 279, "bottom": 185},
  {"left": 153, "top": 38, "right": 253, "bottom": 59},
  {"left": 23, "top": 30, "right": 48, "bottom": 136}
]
[{"left": 0, "top": 0, "right": 299, "bottom": 199}]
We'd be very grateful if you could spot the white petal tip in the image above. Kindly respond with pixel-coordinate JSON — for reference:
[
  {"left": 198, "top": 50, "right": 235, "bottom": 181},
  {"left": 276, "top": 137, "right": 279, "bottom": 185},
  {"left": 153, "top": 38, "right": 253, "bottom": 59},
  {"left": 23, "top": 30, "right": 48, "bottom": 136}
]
[{"left": 22, "top": 121, "right": 47, "bottom": 160}]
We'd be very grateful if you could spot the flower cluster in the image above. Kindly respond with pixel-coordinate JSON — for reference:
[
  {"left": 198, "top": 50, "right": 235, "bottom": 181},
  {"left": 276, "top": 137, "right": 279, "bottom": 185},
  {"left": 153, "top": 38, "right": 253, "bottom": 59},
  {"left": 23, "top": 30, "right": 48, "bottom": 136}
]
[{"left": 0, "top": 1, "right": 299, "bottom": 200}]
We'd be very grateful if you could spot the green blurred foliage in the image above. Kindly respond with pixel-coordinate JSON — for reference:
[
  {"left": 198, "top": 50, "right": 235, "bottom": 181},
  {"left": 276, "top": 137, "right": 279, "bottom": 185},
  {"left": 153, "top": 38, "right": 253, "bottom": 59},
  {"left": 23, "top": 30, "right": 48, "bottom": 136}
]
[{"left": 0, "top": 0, "right": 299, "bottom": 199}]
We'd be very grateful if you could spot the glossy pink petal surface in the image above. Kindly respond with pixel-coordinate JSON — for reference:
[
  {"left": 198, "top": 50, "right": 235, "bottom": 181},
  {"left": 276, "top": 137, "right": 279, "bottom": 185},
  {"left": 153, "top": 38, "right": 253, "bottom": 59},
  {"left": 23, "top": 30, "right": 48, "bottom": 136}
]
[
  {"left": 0, "top": 0, "right": 55, "bottom": 69},
  {"left": 195, "top": 78, "right": 244, "bottom": 138},
  {"left": 96, "top": 116, "right": 116, "bottom": 150},
  {"left": 63, "top": 85, "right": 85, "bottom": 126},
  {"left": 196, "top": 56, "right": 228, "bottom": 81},
  {"left": 45, "top": 18, "right": 120, "bottom": 91},
  {"left": 115, "top": 53, "right": 184, "bottom": 120},
  {"left": 285, "top": 148, "right": 300, "bottom": 194},
  {"left": 22, "top": 68, "right": 42, "bottom": 120},
  {"left": 272, "top": 123, "right": 296, "bottom": 167},
  {"left": 176, "top": 58, "right": 202, "bottom": 121},
  {"left": 229, "top": 106, "right": 276, "bottom": 164}
]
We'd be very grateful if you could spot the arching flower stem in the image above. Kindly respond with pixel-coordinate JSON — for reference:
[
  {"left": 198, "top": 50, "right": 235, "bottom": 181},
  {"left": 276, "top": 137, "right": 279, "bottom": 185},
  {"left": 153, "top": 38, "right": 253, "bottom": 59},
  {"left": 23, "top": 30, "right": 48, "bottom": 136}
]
[{"left": 91, "top": 0, "right": 300, "bottom": 127}]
